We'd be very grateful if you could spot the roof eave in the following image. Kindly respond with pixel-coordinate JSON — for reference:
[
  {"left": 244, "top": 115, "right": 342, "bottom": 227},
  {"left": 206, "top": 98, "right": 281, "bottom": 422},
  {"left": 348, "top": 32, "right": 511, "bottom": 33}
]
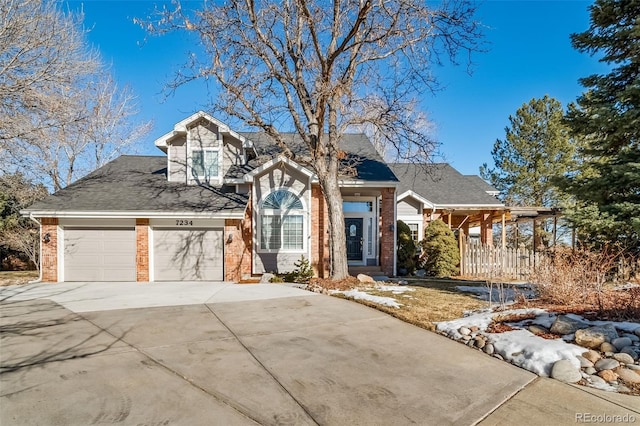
[{"left": 21, "top": 210, "right": 246, "bottom": 219}]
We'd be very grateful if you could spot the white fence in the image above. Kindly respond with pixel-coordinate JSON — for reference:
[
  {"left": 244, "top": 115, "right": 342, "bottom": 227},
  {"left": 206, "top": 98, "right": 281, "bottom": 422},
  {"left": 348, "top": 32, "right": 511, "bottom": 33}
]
[{"left": 460, "top": 239, "right": 543, "bottom": 280}]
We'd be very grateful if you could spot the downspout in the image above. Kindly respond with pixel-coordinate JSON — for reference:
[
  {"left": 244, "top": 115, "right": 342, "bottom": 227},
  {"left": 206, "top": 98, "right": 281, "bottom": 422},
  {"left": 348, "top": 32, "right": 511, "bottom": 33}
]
[{"left": 28, "top": 213, "right": 43, "bottom": 284}]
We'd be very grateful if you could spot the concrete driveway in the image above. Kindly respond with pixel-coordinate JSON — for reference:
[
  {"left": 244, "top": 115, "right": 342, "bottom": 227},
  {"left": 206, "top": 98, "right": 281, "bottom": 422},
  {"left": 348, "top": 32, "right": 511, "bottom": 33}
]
[{"left": 1, "top": 282, "right": 638, "bottom": 425}]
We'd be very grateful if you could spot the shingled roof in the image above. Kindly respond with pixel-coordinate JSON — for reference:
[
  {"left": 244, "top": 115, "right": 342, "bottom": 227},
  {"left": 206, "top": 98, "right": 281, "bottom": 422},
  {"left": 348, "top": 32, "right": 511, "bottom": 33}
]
[
  {"left": 389, "top": 163, "right": 504, "bottom": 207},
  {"left": 23, "top": 156, "right": 249, "bottom": 216},
  {"left": 225, "top": 132, "right": 398, "bottom": 182}
]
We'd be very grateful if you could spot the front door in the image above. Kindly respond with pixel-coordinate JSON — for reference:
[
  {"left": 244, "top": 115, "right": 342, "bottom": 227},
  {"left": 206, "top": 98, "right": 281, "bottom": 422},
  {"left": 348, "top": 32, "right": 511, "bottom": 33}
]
[{"left": 345, "top": 218, "right": 364, "bottom": 261}]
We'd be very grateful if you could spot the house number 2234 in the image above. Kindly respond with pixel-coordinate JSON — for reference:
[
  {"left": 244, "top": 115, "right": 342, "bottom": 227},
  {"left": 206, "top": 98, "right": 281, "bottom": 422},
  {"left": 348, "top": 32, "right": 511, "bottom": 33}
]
[{"left": 175, "top": 220, "right": 193, "bottom": 226}]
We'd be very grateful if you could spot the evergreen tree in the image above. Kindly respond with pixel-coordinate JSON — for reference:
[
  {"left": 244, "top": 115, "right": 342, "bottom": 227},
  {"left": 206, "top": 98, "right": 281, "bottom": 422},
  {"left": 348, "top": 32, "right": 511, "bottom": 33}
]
[
  {"left": 396, "top": 220, "right": 417, "bottom": 274},
  {"left": 421, "top": 220, "right": 459, "bottom": 277},
  {"left": 562, "top": 0, "right": 640, "bottom": 251},
  {"left": 480, "top": 95, "right": 575, "bottom": 248}
]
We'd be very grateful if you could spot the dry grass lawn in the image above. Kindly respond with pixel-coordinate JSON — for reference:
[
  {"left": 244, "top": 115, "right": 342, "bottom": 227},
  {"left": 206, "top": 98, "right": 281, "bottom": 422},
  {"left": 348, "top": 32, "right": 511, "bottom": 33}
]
[
  {"left": 0, "top": 270, "right": 38, "bottom": 286},
  {"left": 338, "top": 279, "right": 487, "bottom": 331}
]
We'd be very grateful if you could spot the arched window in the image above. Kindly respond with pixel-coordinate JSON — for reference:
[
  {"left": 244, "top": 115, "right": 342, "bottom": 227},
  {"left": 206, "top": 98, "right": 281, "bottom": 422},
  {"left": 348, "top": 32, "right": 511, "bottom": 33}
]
[{"left": 259, "top": 190, "right": 304, "bottom": 251}]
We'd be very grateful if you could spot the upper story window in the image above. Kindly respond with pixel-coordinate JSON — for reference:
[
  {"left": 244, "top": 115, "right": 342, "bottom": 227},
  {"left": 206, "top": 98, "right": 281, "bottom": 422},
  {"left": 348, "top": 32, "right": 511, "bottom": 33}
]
[
  {"left": 191, "top": 149, "right": 219, "bottom": 180},
  {"left": 259, "top": 189, "right": 305, "bottom": 251}
]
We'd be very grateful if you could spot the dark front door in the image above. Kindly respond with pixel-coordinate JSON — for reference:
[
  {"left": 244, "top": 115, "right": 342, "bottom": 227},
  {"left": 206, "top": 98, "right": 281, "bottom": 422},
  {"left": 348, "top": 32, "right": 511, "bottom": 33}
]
[{"left": 345, "top": 218, "right": 364, "bottom": 261}]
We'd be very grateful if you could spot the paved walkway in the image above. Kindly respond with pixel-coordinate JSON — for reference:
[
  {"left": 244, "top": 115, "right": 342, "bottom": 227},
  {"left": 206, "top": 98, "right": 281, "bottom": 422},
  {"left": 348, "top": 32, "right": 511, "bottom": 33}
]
[{"left": 1, "top": 282, "right": 638, "bottom": 425}]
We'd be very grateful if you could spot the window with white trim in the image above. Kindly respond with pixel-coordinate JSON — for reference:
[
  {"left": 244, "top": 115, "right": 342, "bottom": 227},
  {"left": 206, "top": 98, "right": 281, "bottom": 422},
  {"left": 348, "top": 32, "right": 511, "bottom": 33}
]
[
  {"left": 259, "top": 190, "right": 305, "bottom": 251},
  {"left": 191, "top": 149, "right": 219, "bottom": 179},
  {"left": 407, "top": 223, "right": 420, "bottom": 243}
]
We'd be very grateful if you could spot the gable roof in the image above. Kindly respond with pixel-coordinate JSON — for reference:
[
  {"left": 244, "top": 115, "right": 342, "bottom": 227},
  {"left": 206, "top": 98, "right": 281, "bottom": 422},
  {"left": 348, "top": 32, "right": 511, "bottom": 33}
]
[
  {"left": 465, "top": 175, "right": 500, "bottom": 195},
  {"left": 23, "top": 156, "right": 248, "bottom": 217},
  {"left": 154, "top": 111, "right": 252, "bottom": 153},
  {"left": 225, "top": 132, "right": 398, "bottom": 183},
  {"left": 389, "top": 163, "right": 504, "bottom": 207}
]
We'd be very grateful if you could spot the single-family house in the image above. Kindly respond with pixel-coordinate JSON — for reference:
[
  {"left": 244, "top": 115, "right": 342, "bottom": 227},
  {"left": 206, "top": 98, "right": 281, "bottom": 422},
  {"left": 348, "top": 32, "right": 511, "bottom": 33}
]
[{"left": 22, "top": 112, "right": 401, "bottom": 282}]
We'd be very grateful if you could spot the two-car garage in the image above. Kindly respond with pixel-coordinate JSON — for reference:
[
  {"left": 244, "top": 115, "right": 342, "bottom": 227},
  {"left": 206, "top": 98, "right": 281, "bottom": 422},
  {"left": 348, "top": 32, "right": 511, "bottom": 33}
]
[{"left": 60, "top": 219, "right": 224, "bottom": 282}]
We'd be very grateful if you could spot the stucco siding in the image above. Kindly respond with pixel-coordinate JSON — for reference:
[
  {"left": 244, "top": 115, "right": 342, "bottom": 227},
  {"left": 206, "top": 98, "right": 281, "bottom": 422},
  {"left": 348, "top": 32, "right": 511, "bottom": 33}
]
[
  {"left": 253, "top": 163, "right": 310, "bottom": 274},
  {"left": 254, "top": 252, "right": 302, "bottom": 274}
]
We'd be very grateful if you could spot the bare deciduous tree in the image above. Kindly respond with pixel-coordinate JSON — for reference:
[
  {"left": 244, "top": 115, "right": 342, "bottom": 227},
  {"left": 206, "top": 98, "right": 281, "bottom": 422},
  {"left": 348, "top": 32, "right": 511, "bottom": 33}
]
[
  {"left": 0, "top": 0, "right": 151, "bottom": 191},
  {"left": 0, "top": 173, "right": 48, "bottom": 270},
  {"left": 141, "top": 0, "right": 481, "bottom": 279}
]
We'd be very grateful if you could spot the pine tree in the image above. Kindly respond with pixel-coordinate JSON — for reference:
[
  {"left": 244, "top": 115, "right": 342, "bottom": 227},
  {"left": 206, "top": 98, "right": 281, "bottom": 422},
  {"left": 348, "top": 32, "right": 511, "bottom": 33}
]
[
  {"left": 480, "top": 95, "right": 575, "bottom": 248},
  {"left": 562, "top": 0, "right": 640, "bottom": 251}
]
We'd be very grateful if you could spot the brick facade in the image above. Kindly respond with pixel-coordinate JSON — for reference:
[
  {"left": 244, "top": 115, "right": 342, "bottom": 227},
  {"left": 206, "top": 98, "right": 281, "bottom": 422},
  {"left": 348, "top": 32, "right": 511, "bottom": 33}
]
[
  {"left": 136, "top": 218, "right": 150, "bottom": 282},
  {"left": 311, "top": 185, "right": 330, "bottom": 278},
  {"left": 224, "top": 200, "right": 253, "bottom": 282},
  {"left": 380, "top": 188, "right": 395, "bottom": 276},
  {"left": 41, "top": 218, "right": 58, "bottom": 282}
]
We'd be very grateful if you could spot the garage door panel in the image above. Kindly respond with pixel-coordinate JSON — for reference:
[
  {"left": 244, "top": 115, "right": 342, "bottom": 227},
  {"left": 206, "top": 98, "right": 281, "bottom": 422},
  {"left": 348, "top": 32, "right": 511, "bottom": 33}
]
[
  {"left": 64, "top": 228, "right": 136, "bottom": 282},
  {"left": 153, "top": 229, "right": 223, "bottom": 281}
]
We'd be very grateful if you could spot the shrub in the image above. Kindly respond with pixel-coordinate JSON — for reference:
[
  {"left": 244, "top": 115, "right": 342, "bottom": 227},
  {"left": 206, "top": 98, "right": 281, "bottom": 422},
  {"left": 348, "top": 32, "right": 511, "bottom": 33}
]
[
  {"left": 421, "top": 220, "right": 460, "bottom": 277},
  {"left": 396, "top": 220, "right": 416, "bottom": 275},
  {"left": 283, "top": 255, "right": 315, "bottom": 283},
  {"left": 529, "top": 246, "right": 620, "bottom": 306}
]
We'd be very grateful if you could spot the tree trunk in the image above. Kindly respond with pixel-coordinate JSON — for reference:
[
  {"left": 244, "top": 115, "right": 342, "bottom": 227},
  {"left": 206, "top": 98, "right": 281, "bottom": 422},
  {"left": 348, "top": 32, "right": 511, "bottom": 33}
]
[{"left": 319, "top": 171, "right": 349, "bottom": 280}]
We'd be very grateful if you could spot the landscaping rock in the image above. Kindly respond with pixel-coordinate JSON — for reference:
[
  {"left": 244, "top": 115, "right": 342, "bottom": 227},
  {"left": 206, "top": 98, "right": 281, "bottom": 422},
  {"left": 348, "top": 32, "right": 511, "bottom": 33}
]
[
  {"left": 600, "top": 342, "right": 616, "bottom": 353},
  {"left": 458, "top": 326, "right": 471, "bottom": 336},
  {"left": 550, "top": 315, "right": 587, "bottom": 335},
  {"left": 595, "top": 358, "right": 620, "bottom": 371},
  {"left": 612, "top": 353, "right": 635, "bottom": 365},
  {"left": 624, "top": 333, "right": 640, "bottom": 343},
  {"left": 620, "top": 346, "right": 639, "bottom": 361},
  {"left": 474, "top": 338, "right": 486, "bottom": 350},
  {"left": 626, "top": 364, "right": 640, "bottom": 371},
  {"left": 585, "top": 367, "right": 597, "bottom": 375},
  {"left": 414, "top": 269, "right": 426, "bottom": 278},
  {"left": 576, "top": 355, "right": 594, "bottom": 368},
  {"left": 461, "top": 334, "right": 472, "bottom": 341},
  {"left": 612, "top": 337, "right": 633, "bottom": 351},
  {"left": 483, "top": 343, "right": 495, "bottom": 355},
  {"left": 598, "top": 323, "right": 620, "bottom": 342},
  {"left": 589, "top": 375, "right": 607, "bottom": 386},
  {"left": 527, "top": 324, "right": 549, "bottom": 335},
  {"left": 614, "top": 367, "right": 640, "bottom": 384},
  {"left": 582, "top": 350, "right": 601, "bottom": 364},
  {"left": 493, "top": 354, "right": 503, "bottom": 361},
  {"left": 469, "top": 326, "right": 479, "bottom": 333},
  {"left": 357, "top": 274, "right": 375, "bottom": 284},
  {"left": 575, "top": 327, "right": 607, "bottom": 349},
  {"left": 597, "top": 369, "right": 619, "bottom": 382},
  {"left": 634, "top": 327, "right": 640, "bottom": 338},
  {"left": 551, "top": 360, "right": 582, "bottom": 383}
]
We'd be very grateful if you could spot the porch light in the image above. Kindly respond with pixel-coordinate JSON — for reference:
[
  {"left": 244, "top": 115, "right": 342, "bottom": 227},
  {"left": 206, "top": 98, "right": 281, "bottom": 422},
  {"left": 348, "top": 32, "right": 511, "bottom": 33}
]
[
  {"left": 43, "top": 233, "right": 51, "bottom": 243},
  {"left": 226, "top": 233, "right": 233, "bottom": 244},
  {"left": 389, "top": 225, "right": 394, "bottom": 232}
]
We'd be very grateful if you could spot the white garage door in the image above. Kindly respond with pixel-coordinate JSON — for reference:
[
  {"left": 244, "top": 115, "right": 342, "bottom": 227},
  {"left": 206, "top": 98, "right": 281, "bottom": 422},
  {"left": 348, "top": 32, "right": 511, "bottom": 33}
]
[
  {"left": 153, "top": 228, "right": 224, "bottom": 281},
  {"left": 64, "top": 228, "right": 136, "bottom": 281}
]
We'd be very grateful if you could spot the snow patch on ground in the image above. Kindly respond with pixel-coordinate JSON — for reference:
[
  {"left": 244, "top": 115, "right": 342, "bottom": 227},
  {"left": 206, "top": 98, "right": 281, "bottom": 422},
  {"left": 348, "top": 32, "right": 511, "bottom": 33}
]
[
  {"left": 435, "top": 308, "right": 546, "bottom": 340},
  {"left": 375, "top": 285, "right": 415, "bottom": 294},
  {"left": 332, "top": 289, "right": 401, "bottom": 308},
  {"left": 488, "top": 329, "right": 585, "bottom": 376}
]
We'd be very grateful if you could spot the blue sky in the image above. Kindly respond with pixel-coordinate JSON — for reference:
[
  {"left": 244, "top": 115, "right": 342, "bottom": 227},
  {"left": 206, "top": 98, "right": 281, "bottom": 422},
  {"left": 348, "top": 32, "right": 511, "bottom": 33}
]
[{"left": 70, "top": 0, "right": 607, "bottom": 176}]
